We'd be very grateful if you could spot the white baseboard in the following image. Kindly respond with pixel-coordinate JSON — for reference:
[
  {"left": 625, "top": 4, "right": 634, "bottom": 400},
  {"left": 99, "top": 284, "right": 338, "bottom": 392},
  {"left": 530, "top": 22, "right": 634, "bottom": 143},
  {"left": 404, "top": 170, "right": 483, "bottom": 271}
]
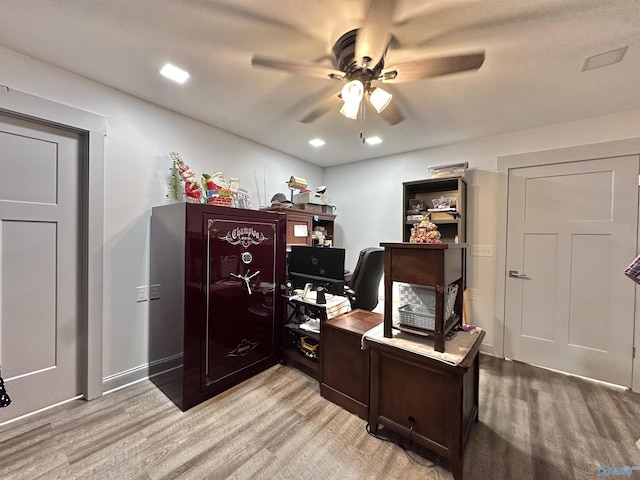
[{"left": 102, "top": 353, "right": 183, "bottom": 394}]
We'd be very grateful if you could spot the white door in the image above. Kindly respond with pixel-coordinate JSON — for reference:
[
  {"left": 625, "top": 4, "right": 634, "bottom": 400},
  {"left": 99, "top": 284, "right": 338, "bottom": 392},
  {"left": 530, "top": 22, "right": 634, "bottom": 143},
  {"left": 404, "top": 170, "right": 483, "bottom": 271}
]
[
  {"left": 0, "top": 113, "right": 82, "bottom": 421},
  {"left": 504, "top": 156, "right": 638, "bottom": 387}
]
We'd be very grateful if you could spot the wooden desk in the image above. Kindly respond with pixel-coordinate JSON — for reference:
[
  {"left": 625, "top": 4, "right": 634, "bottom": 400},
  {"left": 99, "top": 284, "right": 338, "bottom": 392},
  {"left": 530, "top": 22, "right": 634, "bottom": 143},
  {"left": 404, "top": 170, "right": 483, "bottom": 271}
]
[
  {"left": 320, "top": 310, "right": 383, "bottom": 419},
  {"left": 367, "top": 329, "right": 485, "bottom": 480}
]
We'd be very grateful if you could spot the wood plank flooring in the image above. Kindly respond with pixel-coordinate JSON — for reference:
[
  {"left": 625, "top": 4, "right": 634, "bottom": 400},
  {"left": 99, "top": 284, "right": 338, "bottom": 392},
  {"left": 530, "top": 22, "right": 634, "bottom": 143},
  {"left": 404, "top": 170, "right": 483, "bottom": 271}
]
[{"left": 1, "top": 355, "right": 640, "bottom": 479}]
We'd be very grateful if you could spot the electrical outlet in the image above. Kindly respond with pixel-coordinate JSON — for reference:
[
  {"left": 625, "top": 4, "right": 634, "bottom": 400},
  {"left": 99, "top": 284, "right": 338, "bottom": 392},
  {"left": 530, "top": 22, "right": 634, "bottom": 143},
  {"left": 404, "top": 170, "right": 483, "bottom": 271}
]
[
  {"left": 136, "top": 286, "right": 148, "bottom": 302},
  {"left": 469, "top": 288, "right": 478, "bottom": 300},
  {"left": 470, "top": 245, "right": 494, "bottom": 257},
  {"left": 150, "top": 284, "right": 161, "bottom": 300}
]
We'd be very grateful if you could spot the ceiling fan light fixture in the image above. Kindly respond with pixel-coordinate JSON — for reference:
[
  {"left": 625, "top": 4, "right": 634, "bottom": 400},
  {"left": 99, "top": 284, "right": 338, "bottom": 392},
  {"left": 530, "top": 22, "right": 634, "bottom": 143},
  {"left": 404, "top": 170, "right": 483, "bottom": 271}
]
[
  {"left": 341, "top": 79, "right": 364, "bottom": 104},
  {"left": 369, "top": 87, "right": 393, "bottom": 113},
  {"left": 339, "top": 101, "right": 360, "bottom": 120}
]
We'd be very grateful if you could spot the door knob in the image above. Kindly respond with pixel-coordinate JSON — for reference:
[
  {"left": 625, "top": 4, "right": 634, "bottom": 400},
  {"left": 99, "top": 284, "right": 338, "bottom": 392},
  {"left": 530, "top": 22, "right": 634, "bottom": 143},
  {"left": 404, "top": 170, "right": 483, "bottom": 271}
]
[{"left": 509, "top": 270, "right": 530, "bottom": 279}]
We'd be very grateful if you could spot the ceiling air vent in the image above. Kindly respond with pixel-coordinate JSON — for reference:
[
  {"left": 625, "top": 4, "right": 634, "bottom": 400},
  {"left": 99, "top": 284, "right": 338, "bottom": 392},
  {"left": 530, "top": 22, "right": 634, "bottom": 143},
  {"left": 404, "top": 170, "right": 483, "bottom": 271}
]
[{"left": 582, "top": 46, "right": 628, "bottom": 72}]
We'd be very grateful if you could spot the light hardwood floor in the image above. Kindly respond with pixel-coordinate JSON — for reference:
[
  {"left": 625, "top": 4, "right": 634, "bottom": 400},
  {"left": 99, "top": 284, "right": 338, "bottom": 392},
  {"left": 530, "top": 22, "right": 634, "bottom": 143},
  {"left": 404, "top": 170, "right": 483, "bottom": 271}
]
[{"left": 1, "top": 355, "right": 640, "bottom": 479}]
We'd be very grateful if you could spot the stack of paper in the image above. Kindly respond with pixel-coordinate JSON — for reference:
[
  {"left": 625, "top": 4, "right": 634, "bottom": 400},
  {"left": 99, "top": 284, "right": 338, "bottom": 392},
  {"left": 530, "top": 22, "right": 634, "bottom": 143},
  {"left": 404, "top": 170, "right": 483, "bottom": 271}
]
[
  {"left": 324, "top": 297, "right": 351, "bottom": 319},
  {"left": 299, "top": 318, "right": 321, "bottom": 333},
  {"left": 294, "top": 292, "right": 351, "bottom": 319}
]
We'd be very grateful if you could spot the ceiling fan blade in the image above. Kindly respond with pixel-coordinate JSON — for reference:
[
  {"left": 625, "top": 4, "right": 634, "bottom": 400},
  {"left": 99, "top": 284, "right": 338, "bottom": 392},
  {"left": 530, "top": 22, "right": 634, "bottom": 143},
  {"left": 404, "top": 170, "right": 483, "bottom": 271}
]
[
  {"left": 299, "top": 91, "right": 343, "bottom": 123},
  {"left": 368, "top": 97, "right": 405, "bottom": 125},
  {"left": 355, "top": 0, "right": 397, "bottom": 68},
  {"left": 381, "top": 51, "right": 485, "bottom": 84},
  {"left": 251, "top": 55, "right": 345, "bottom": 80}
]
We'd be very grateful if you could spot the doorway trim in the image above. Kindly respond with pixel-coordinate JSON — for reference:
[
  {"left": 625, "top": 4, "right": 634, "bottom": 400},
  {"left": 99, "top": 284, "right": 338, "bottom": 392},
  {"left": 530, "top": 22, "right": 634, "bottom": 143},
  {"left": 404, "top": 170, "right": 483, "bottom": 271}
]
[
  {"left": 496, "top": 138, "right": 640, "bottom": 392},
  {"left": 0, "top": 85, "right": 106, "bottom": 400}
]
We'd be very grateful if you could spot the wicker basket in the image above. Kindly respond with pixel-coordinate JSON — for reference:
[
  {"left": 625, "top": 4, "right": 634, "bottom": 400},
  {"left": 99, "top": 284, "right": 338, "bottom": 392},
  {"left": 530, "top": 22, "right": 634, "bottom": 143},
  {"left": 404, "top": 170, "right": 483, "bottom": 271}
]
[{"left": 398, "top": 284, "right": 459, "bottom": 331}]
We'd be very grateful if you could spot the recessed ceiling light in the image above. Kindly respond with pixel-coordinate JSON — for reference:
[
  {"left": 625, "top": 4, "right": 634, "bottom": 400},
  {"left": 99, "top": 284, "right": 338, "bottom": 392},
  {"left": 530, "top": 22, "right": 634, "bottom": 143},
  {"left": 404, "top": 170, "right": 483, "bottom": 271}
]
[
  {"left": 365, "top": 136, "right": 382, "bottom": 145},
  {"left": 160, "top": 63, "right": 190, "bottom": 84},
  {"left": 309, "top": 138, "right": 325, "bottom": 147}
]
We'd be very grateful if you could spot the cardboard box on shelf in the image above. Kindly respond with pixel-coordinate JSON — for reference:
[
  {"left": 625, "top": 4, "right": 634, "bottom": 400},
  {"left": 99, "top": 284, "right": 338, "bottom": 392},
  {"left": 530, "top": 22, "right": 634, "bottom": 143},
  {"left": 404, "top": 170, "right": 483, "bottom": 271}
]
[
  {"left": 298, "top": 203, "right": 323, "bottom": 213},
  {"left": 293, "top": 192, "right": 325, "bottom": 205},
  {"left": 430, "top": 211, "right": 458, "bottom": 221},
  {"left": 294, "top": 192, "right": 335, "bottom": 214}
]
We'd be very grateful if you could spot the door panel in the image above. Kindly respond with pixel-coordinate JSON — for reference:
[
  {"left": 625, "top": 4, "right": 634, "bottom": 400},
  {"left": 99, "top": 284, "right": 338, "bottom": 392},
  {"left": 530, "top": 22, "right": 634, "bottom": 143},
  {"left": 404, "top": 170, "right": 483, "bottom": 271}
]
[
  {"left": 569, "top": 234, "right": 610, "bottom": 351},
  {"left": 505, "top": 156, "right": 638, "bottom": 386},
  {"left": 521, "top": 234, "right": 557, "bottom": 341},
  {"left": 524, "top": 171, "right": 612, "bottom": 222},
  {"left": 0, "top": 127, "right": 58, "bottom": 204},
  {"left": 0, "top": 114, "right": 81, "bottom": 421},
  {"left": 2, "top": 221, "right": 57, "bottom": 376},
  {"left": 204, "top": 217, "right": 277, "bottom": 388}
]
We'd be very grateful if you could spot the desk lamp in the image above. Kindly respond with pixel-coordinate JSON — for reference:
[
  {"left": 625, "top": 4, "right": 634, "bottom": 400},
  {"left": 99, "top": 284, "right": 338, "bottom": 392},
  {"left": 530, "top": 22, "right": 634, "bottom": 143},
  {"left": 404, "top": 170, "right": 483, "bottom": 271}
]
[{"left": 287, "top": 176, "right": 308, "bottom": 203}]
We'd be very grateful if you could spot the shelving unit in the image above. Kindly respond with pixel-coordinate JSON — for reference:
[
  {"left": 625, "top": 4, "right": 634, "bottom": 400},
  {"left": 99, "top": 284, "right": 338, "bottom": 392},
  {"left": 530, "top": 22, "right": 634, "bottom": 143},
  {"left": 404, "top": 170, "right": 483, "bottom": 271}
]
[
  {"left": 282, "top": 293, "right": 351, "bottom": 379},
  {"left": 281, "top": 297, "right": 324, "bottom": 379},
  {"left": 403, "top": 176, "right": 466, "bottom": 243},
  {"left": 261, "top": 206, "right": 336, "bottom": 248}
]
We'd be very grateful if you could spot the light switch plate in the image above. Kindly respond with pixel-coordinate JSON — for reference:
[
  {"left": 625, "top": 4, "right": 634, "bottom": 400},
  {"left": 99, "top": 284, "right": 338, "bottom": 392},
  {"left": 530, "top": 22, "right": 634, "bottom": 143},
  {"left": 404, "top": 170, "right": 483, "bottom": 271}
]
[
  {"left": 150, "top": 284, "right": 160, "bottom": 300},
  {"left": 136, "top": 286, "right": 148, "bottom": 302},
  {"left": 470, "top": 245, "right": 494, "bottom": 257}
]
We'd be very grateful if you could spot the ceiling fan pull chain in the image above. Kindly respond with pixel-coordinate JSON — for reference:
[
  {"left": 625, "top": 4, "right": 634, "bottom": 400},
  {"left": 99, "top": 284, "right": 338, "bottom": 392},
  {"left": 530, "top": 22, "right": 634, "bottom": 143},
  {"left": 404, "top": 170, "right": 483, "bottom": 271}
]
[{"left": 361, "top": 101, "right": 366, "bottom": 143}]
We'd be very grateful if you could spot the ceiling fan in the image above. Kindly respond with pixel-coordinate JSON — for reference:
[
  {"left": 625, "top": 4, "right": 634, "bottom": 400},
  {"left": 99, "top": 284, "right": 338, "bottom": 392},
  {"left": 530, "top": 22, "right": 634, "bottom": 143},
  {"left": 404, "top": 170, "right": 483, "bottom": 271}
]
[{"left": 251, "top": 0, "right": 485, "bottom": 126}]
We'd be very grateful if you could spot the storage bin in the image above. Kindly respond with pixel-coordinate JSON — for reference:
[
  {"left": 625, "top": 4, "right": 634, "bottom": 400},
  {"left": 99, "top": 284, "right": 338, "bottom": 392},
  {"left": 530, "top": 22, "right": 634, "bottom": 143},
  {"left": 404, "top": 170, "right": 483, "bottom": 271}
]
[
  {"left": 397, "top": 284, "right": 458, "bottom": 331},
  {"left": 398, "top": 283, "right": 435, "bottom": 309}
]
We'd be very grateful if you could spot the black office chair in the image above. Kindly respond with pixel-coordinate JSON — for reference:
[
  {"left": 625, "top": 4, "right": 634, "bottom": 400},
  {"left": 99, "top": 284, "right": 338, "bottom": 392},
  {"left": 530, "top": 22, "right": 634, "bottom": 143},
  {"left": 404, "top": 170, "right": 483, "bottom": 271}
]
[{"left": 345, "top": 247, "right": 384, "bottom": 311}]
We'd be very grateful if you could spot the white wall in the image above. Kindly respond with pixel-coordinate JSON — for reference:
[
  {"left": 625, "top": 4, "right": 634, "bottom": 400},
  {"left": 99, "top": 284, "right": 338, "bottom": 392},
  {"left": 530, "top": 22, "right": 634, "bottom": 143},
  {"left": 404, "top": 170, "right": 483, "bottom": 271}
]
[
  {"left": 325, "top": 107, "right": 640, "bottom": 354},
  {"left": 4, "top": 42, "right": 640, "bottom": 390},
  {"left": 0, "top": 46, "right": 323, "bottom": 389}
]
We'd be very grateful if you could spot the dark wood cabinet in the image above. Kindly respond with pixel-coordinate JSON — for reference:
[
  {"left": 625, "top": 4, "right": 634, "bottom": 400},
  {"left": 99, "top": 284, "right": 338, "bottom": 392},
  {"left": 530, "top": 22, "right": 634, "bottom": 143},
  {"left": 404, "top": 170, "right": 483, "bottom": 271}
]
[
  {"left": 368, "top": 241, "right": 478, "bottom": 480},
  {"left": 284, "top": 209, "right": 313, "bottom": 247},
  {"left": 368, "top": 330, "right": 484, "bottom": 480},
  {"left": 381, "top": 242, "right": 466, "bottom": 352},
  {"left": 149, "top": 203, "right": 286, "bottom": 410},
  {"left": 261, "top": 207, "right": 336, "bottom": 248},
  {"left": 403, "top": 176, "right": 466, "bottom": 243},
  {"left": 320, "top": 309, "right": 383, "bottom": 419}
]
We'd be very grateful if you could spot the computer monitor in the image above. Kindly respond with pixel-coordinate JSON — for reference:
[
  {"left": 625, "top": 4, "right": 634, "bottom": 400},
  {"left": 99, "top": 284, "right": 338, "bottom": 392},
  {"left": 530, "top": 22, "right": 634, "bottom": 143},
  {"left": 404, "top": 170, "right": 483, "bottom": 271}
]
[{"left": 288, "top": 245, "right": 346, "bottom": 296}]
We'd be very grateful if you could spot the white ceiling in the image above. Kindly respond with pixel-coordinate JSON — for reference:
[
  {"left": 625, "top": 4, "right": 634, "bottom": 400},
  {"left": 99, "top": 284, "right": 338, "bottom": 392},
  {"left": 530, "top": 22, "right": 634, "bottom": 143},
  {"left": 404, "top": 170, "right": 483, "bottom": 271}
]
[{"left": 1, "top": 0, "right": 639, "bottom": 167}]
